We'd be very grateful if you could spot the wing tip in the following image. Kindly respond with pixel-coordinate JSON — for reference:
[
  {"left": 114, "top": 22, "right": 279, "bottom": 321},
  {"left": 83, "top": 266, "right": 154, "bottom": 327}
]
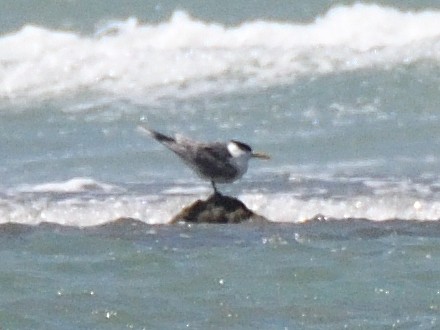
[
  {"left": 136, "top": 125, "right": 153, "bottom": 137},
  {"left": 137, "top": 126, "right": 175, "bottom": 143}
]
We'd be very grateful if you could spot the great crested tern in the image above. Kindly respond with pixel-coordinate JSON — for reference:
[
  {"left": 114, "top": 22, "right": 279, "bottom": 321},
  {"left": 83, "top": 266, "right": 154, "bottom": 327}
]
[{"left": 137, "top": 126, "right": 270, "bottom": 193}]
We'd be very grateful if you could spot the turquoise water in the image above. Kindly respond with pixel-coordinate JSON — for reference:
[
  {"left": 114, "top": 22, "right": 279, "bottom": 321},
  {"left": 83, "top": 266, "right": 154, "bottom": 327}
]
[
  {"left": 1, "top": 220, "right": 440, "bottom": 329},
  {"left": 2, "top": 0, "right": 440, "bottom": 328}
]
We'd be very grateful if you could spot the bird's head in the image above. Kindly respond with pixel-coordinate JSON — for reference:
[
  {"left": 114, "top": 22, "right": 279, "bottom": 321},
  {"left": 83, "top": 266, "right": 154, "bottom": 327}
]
[{"left": 227, "top": 140, "right": 270, "bottom": 161}]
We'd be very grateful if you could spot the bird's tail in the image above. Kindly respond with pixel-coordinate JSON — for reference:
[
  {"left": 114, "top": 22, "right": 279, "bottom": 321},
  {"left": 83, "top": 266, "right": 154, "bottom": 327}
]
[{"left": 137, "top": 126, "right": 175, "bottom": 144}]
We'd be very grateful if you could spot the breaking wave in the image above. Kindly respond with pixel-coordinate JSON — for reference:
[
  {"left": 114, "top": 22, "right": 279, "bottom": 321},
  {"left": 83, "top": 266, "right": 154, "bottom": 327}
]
[
  {"left": 1, "top": 4, "right": 440, "bottom": 105},
  {"left": 1, "top": 176, "right": 440, "bottom": 227}
]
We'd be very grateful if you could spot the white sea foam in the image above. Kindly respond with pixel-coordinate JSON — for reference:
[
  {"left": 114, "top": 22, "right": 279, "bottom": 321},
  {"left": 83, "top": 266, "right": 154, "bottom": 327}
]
[
  {"left": 17, "top": 177, "right": 123, "bottom": 194},
  {"left": 1, "top": 4, "right": 440, "bottom": 105},
  {"left": 241, "top": 193, "right": 440, "bottom": 223},
  {"left": 0, "top": 191, "right": 194, "bottom": 226},
  {"left": 1, "top": 178, "right": 440, "bottom": 227}
]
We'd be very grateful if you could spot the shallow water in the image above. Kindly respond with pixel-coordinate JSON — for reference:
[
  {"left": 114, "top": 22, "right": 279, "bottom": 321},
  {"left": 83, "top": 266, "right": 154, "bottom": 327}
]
[
  {"left": 1, "top": 219, "right": 440, "bottom": 329},
  {"left": 1, "top": 0, "right": 440, "bottom": 328}
]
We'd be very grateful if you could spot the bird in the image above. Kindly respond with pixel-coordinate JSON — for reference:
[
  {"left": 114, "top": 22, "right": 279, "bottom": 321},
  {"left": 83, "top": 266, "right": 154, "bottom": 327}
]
[{"left": 137, "top": 126, "right": 270, "bottom": 194}]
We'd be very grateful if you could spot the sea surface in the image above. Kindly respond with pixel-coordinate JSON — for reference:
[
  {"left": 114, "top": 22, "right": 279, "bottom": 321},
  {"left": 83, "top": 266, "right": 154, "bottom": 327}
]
[{"left": 1, "top": 0, "right": 440, "bottom": 328}]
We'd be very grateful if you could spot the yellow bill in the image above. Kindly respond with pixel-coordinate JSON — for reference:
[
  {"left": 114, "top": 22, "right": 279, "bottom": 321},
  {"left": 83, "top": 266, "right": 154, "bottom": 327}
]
[{"left": 252, "top": 151, "right": 270, "bottom": 160}]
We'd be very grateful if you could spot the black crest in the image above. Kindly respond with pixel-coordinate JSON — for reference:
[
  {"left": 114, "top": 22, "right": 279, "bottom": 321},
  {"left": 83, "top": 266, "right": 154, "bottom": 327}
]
[{"left": 231, "top": 140, "right": 252, "bottom": 152}]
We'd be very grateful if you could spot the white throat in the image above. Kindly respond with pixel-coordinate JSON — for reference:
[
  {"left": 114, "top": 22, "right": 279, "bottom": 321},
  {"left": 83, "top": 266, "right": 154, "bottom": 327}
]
[{"left": 227, "top": 142, "right": 251, "bottom": 178}]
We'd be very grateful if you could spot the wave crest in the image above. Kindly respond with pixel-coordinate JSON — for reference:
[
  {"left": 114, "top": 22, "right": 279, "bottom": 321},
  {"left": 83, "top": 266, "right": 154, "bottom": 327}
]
[{"left": 1, "top": 4, "right": 440, "bottom": 103}]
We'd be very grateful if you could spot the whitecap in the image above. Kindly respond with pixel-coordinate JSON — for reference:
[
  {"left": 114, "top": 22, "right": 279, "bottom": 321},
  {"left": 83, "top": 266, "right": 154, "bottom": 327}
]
[
  {"left": 1, "top": 4, "right": 440, "bottom": 105},
  {"left": 17, "top": 177, "right": 123, "bottom": 194}
]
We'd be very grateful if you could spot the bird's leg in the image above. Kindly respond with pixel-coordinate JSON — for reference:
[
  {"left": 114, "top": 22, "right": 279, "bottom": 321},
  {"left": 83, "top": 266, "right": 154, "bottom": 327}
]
[{"left": 211, "top": 181, "right": 220, "bottom": 196}]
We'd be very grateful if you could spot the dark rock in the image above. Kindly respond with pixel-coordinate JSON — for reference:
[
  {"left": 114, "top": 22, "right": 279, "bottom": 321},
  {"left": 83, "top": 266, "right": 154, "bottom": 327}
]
[{"left": 170, "top": 193, "right": 269, "bottom": 224}]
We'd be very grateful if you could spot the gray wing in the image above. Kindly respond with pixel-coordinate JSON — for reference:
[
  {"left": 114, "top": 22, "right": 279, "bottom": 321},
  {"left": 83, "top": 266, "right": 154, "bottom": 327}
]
[
  {"left": 190, "top": 143, "right": 238, "bottom": 181},
  {"left": 138, "top": 126, "right": 238, "bottom": 182}
]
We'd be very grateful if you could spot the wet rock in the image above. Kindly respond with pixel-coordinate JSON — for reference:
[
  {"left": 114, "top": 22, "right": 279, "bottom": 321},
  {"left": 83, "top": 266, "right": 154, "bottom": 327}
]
[{"left": 170, "top": 193, "right": 269, "bottom": 224}]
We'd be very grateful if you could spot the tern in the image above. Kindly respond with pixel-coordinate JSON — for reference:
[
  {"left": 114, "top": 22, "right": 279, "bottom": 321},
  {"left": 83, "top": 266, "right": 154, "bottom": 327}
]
[{"left": 138, "top": 126, "right": 270, "bottom": 193}]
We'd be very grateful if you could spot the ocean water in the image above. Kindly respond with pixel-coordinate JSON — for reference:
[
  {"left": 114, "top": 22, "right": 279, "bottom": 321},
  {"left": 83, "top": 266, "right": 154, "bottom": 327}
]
[{"left": 1, "top": 0, "right": 440, "bottom": 328}]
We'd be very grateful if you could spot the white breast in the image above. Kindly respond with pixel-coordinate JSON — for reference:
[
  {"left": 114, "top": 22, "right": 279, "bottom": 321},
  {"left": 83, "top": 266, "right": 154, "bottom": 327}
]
[{"left": 227, "top": 142, "right": 252, "bottom": 179}]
